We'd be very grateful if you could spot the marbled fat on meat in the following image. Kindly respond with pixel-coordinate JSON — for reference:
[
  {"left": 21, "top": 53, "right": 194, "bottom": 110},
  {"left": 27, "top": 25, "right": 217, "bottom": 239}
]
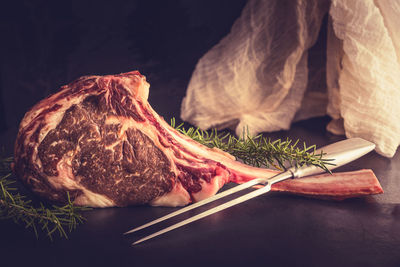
[{"left": 14, "top": 71, "right": 383, "bottom": 207}]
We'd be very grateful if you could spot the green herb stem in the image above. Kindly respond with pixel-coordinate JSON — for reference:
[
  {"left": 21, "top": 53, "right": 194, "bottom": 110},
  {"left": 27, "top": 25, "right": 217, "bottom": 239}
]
[
  {"left": 0, "top": 156, "right": 90, "bottom": 240},
  {"left": 170, "top": 117, "right": 331, "bottom": 172}
]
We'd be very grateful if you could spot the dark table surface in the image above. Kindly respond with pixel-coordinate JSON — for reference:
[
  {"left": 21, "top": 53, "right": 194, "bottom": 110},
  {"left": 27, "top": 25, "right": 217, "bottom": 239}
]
[
  {"left": 1, "top": 118, "right": 400, "bottom": 267},
  {"left": 1, "top": 1, "right": 400, "bottom": 266}
]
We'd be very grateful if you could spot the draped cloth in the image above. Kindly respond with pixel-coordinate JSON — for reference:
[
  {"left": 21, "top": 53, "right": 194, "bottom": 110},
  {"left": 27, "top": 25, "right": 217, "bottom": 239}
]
[{"left": 180, "top": 0, "right": 400, "bottom": 158}]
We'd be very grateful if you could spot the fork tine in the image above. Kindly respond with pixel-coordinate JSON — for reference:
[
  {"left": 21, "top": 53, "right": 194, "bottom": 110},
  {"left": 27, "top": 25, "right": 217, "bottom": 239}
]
[
  {"left": 124, "top": 177, "right": 265, "bottom": 235},
  {"left": 132, "top": 182, "right": 273, "bottom": 245}
]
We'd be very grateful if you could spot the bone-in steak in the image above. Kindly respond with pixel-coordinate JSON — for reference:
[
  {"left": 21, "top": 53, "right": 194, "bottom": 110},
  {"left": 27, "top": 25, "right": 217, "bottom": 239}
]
[{"left": 14, "top": 71, "right": 383, "bottom": 207}]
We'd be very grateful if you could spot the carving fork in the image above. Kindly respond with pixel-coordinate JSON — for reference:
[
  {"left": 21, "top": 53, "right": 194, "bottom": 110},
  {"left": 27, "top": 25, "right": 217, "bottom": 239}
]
[{"left": 124, "top": 138, "right": 375, "bottom": 245}]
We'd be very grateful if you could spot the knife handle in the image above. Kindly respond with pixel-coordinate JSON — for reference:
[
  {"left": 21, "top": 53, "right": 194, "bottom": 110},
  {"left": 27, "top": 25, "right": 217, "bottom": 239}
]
[{"left": 288, "top": 138, "right": 375, "bottom": 179}]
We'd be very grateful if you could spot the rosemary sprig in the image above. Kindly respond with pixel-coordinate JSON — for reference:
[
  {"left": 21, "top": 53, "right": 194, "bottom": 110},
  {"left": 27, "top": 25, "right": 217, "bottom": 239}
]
[
  {"left": 171, "top": 118, "right": 331, "bottom": 172},
  {"left": 0, "top": 155, "right": 90, "bottom": 240}
]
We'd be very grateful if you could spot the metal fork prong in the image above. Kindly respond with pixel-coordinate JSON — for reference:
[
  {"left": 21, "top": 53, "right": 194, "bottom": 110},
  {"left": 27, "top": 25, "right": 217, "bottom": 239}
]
[
  {"left": 132, "top": 182, "right": 273, "bottom": 245},
  {"left": 124, "top": 177, "right": 265, "bottom": 235}
]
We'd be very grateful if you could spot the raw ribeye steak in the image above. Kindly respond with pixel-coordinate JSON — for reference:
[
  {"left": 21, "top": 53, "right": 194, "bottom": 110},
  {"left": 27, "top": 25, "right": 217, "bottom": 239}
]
[{"left": 14, "top": 71, "right": 383, "bottom": 207}]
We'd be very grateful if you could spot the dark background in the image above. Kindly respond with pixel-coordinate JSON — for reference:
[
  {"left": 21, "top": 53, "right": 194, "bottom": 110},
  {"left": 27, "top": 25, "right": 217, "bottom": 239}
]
[
  {"left": 1, "top": 1, "right": 400, "bottom": 267},
  {"left": 0, "top": 0, "right": 247, "bottom": 151}
]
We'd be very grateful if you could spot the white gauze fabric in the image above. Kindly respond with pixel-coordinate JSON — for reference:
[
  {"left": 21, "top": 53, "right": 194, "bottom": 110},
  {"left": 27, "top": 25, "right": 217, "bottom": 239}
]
[
  {"left": 327, "top": 0, "right": 400, "bottom": 157},
  {"left": 181, "top": 0, "right": 330, "bottom": 134},
  {"left": 181, "top": 0, "right": 400, "bottom": 158}
]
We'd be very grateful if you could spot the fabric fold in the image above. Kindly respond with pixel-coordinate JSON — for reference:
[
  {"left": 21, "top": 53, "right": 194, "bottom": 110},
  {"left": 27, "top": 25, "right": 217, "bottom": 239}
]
[{"left": 181, "top": 0, "right": 400, "bottom": 157}]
